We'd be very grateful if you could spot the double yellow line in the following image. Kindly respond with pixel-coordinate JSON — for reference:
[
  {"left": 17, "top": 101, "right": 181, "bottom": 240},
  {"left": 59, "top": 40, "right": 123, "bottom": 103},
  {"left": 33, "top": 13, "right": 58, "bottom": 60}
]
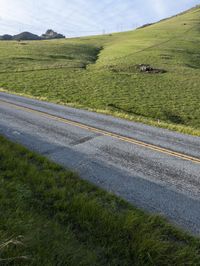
[{"left": 1, "top": 99, "right": 200, "bottom": 164}]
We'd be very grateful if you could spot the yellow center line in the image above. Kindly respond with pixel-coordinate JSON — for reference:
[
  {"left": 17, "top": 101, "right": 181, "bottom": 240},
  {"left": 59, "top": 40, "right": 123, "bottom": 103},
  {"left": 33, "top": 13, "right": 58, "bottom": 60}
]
[{"left": 1, "top": 99, "right": 200, "bottom": 164}]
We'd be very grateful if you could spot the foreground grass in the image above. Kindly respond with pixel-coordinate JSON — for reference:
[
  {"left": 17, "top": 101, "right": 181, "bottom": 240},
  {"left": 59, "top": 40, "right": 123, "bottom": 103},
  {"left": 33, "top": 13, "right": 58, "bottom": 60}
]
[
  {"left": 0, "top": 135, "right": 200, "bottom": 265},
  {"left": 0, "top": 7, "right": 200, "bottom": 135}
]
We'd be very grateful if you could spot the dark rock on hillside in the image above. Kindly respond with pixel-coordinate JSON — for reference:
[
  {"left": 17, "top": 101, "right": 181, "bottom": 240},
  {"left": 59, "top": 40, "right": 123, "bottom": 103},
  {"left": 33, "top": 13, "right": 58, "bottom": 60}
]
[
  {"left": 137, "top": 64, "right": 166, "bottom": 74},
  {"left": 137, "top": 23, "right": 154, "bottom": 29},
  {"left": 0, "top": 34, "right": 13, "bottom": 40},
  {"left": 12, "top": 32, "right": 41, "bottom": 41},
  {"left": 41, "top": 29, "right": 65, "bottom": 39}
]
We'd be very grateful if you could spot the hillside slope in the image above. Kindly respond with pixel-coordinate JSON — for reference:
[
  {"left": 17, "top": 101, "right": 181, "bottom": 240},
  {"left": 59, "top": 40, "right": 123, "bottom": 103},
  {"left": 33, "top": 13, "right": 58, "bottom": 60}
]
[{"left": 0, "top": 6, "right": 200, "bottom": 134}]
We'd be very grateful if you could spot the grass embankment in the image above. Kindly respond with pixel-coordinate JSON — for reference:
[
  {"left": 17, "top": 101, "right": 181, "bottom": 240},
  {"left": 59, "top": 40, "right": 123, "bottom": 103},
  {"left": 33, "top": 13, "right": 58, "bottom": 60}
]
[
  {"left": 0, "top": 135, "right": 200, "bottom": 265},
  {"left": 0, "top": 6, "right": 200, "bottom": 135}
]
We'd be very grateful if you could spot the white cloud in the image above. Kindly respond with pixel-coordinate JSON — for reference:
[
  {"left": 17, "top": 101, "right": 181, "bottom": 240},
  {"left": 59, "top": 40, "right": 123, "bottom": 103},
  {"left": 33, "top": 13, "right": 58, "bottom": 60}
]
[
  {"left": 150, "top": 0, "right": 167, "bottom": 17},
  {"left": 0, "top": 0, "right": 199, "bottom": 36}
]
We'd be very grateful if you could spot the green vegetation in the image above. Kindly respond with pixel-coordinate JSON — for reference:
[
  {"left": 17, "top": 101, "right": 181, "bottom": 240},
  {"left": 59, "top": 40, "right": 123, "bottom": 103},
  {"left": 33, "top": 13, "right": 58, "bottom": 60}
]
[
  {"left": 0, "top": 135, "right": 200, "bottom": 265},
  {"left": 0, "top": 6, "right": 200, "bottom": 135}
]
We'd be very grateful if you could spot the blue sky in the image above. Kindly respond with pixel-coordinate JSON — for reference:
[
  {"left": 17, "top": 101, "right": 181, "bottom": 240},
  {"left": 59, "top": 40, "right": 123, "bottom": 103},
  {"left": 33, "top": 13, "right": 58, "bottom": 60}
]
[{"left": 0, "top": 0, "right": 199, "bottom": 37}]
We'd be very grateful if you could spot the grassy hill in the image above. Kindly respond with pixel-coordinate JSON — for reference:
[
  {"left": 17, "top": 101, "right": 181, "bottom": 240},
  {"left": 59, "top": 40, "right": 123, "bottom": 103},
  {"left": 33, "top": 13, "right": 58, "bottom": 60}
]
[{"left": 0, "top": 6, "right": 200, "bottom": 135}]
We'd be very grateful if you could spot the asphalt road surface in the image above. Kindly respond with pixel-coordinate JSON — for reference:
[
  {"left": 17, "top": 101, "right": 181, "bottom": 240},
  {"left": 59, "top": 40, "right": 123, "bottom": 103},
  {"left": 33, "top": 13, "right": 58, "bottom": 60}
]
[{"left": 0, "top": 92, "right": 200, "bottom": 235}]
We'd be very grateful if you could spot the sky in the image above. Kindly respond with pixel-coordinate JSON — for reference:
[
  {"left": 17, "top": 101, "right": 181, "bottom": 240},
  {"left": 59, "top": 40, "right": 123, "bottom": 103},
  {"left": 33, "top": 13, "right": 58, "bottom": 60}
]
[{"left": 0, "top": 0, "right": 199, "bottom": 37}]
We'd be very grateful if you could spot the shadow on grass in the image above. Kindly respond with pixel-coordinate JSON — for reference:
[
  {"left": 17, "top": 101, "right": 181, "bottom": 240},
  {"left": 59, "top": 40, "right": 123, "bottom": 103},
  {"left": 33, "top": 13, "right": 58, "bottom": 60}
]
[{"left": 163, "top": 111, "right": 184, "bottom": 124}]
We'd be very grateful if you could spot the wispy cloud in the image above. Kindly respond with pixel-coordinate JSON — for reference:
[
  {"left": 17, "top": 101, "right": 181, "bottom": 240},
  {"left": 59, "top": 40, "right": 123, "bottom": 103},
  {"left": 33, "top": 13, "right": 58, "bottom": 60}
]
[
  {"left": 150, "top": 0, "right": 167, "bottom": 17},
  {"left": 0, "top": 0, "right": 199, "bottom": 36}
]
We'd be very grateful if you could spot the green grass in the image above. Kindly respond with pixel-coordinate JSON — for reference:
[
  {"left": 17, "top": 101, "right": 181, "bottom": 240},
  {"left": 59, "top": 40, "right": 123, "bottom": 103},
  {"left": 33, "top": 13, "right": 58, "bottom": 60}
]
[
  {"left": 0, "top": 6, "right": 200, "bottom": 135},
  {"left": 0, "top": 135, "right": 200, "bottom": 265}
]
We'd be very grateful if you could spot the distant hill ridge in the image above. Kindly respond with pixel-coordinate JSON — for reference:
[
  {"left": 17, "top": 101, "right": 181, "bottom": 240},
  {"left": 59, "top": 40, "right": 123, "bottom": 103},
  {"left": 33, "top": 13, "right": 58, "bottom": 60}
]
[{"left": 0, "top": 29, "right": 65, "bottom": 41}]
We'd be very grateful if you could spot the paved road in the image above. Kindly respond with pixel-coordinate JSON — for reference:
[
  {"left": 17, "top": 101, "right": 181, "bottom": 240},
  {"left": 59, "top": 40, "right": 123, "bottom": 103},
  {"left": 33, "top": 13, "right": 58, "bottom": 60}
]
[{"left": 0, "top": 92, "right": 200, "bottom": 235}]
